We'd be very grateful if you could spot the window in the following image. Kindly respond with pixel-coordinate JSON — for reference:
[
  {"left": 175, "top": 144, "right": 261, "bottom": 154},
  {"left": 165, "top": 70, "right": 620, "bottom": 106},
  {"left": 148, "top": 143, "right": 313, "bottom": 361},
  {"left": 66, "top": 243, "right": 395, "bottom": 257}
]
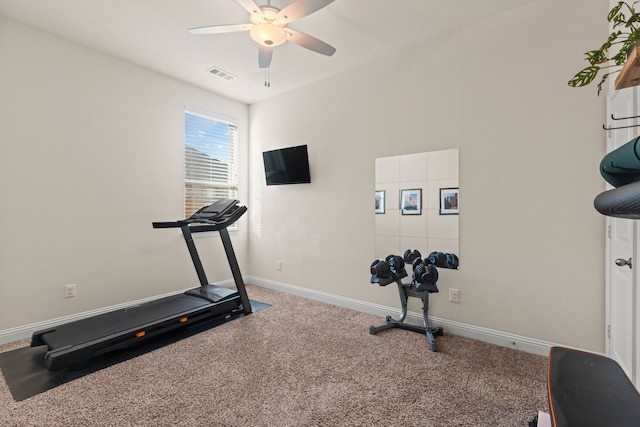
[{"left": 184, "top": 110, "right": 238, "bottom": 218}]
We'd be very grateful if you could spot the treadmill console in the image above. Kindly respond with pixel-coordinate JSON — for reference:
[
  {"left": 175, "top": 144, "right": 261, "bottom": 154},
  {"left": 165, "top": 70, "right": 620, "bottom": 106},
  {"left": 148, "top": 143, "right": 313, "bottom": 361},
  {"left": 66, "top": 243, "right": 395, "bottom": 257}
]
[
  {"left": 152, "top": 199, "right": 246, "bottom": 231},
  {"left": 190, "top": 198, "right": 238, "bottom": 221}
]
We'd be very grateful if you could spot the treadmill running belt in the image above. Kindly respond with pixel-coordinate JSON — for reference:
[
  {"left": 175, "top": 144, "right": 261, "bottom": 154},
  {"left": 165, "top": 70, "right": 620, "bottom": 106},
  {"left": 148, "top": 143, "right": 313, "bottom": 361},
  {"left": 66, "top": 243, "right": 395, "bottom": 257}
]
[{"left": 40, "top": 293, "right": 236, "bottom": 349}]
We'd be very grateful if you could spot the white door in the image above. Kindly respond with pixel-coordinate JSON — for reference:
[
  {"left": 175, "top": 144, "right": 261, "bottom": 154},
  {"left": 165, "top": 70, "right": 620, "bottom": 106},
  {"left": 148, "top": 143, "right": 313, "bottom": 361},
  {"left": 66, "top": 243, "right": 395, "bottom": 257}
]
[{"left": 606, "top": 87, "right": 639, "bottom": 382}]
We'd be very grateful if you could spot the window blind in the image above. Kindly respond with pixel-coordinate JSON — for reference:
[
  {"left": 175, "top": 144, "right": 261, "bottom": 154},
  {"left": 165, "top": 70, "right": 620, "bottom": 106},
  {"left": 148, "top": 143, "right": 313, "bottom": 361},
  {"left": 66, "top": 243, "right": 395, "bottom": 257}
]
[{"left": 184, "top": 110, "right": 238, "bottom": 218}]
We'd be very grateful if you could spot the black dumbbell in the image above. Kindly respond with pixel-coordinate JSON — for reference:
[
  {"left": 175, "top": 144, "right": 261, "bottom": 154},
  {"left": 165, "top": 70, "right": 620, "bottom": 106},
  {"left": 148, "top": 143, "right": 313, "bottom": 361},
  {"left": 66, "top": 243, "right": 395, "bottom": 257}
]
[
  {"left": 413, "top": 263, "right": 439, "bottom": 293},
  {"left": 445, "top": 253, "right": 459, "bottom": 269},
  {"left": 385, "top": 254, "right": 405, "bottom": 274},
  {"left": 412, "top": 256, "right": 424, "bottom": 271},
  {"left": 428, "top": 251, "right": 447, "bottom": 268},
  {"left": 414, "top": 263, "right": 439, "bottom": 285},
  {"left": 403, "top": 249, "right": 422, "bottom": 264},
  {"left": 370, "top": 259, "right": 391, "bottom": 280}
]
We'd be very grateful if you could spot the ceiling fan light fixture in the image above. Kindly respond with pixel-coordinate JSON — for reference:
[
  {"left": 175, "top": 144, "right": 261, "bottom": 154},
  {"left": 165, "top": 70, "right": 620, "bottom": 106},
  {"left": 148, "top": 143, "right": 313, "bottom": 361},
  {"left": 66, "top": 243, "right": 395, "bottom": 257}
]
[{"left": 250, "top": 23, "right": 287, "bottom": 47}]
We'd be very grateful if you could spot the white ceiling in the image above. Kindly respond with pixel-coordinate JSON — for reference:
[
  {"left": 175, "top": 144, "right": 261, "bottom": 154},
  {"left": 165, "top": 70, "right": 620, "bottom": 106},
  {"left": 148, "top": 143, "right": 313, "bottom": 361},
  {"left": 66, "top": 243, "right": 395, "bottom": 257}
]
[{"left": 0, "top": 0, "right": 534, "bottom": 104}]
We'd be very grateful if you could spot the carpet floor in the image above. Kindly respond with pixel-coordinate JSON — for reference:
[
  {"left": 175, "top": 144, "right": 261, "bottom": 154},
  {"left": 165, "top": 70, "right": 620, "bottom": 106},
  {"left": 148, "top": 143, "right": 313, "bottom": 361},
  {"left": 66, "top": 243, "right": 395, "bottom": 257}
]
[{"left": 0, "top": 284, "right": 548, "bottom": 426}]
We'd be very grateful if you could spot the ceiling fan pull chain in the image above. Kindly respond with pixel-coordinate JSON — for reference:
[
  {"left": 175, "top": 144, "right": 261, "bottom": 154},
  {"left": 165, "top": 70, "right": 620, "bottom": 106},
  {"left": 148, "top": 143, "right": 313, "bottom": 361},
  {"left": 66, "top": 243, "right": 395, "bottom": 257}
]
[{"left": 265, "top": 67, "right": 271, "bottom": 87}]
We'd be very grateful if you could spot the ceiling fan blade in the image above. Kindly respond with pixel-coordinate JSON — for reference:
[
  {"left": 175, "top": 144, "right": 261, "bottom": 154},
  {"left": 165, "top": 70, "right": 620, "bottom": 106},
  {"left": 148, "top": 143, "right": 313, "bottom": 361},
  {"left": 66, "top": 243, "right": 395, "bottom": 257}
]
[
  {"left": 258, "top": 46, "right": 273, "bottom": 68},
  {"left": 275, "top": 0, "right": 335, "bottom": 24},
  {"left": 286, "top": 28, "right": 336, "bottom": 56},
  {"left": 188, "top": 23, "right": 252, "bottom": 35},
  {"left": 235, "top": 0, "right": 264, "bottom": 17}
]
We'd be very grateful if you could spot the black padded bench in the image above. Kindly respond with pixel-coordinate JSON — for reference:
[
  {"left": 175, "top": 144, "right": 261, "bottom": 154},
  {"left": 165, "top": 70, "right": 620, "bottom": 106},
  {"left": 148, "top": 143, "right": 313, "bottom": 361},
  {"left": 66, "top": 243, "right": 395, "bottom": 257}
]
[{"left": 547, "top": 346, "right": 640, "bottom": 426}]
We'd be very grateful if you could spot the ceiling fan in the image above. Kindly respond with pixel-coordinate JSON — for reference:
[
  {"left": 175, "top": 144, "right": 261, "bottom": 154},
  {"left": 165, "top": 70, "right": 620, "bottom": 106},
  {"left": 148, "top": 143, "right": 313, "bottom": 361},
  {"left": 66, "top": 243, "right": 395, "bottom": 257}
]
[{"left": 189, "top": 0, "right": 336, "bottom": 71}]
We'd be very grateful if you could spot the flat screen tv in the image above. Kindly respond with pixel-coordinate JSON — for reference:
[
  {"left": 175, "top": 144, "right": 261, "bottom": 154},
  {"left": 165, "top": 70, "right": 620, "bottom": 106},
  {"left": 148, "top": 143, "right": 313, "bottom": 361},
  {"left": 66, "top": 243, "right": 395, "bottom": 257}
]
[{"left": 263, "top": 145, "right": 311, "bottom": 186}]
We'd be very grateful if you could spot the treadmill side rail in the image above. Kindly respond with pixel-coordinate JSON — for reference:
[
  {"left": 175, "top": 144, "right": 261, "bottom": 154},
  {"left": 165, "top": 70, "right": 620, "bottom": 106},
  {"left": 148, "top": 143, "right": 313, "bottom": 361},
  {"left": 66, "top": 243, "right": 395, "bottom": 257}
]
[{"left": 39, "top": 295, "right": 243, "bottom": 371}]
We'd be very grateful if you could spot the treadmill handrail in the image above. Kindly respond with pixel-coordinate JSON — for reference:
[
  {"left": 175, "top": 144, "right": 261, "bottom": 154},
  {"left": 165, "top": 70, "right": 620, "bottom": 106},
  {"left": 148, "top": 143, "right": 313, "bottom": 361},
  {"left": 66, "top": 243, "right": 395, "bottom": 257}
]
[{"left": 152, "top": 204, "right": 247, "bottom": 232}]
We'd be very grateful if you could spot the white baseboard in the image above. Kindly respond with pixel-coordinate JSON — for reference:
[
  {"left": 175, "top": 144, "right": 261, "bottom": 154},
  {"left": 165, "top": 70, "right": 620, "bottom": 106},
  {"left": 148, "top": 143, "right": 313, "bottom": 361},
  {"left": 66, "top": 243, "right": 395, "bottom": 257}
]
[
  {"left": 247, "top": 276, "right": 558, "bottom": 356},
  {"left": 1, "top": 277, "right": 557, "bottom": 356}
]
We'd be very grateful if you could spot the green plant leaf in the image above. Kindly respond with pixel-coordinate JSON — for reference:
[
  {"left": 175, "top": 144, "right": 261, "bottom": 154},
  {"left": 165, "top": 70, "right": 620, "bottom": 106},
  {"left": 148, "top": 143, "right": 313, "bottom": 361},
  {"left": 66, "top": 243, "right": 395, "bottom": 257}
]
[
  {"left": 629, "top": 27, "right": 640, "bottom": 42},
  {"left": 608, "top": 2, "right": 625, "bottom": 22},
  {"left": 586, "top": 44, "right": 611, "bottom": 64},
  {"left": 626, "top": 13, "right": 640, "bottom": 27},
  {"left": 568, "top": 66, "right": 600, "bottom": 87},
  {"left": 585, "top": 49, "right": 602, "bottom": 64},
  {"left": 613, "top": 50, "right": 628, "bottom": 65},
  {"left": 620, "top": 37, "right": 637, "bottom": 53},
  {"left": 613, "top": 15, "right": 627, "bottom": 28},
  {"left": 611, "top": 2, "right": 627, "bottom": 27},
  {"left": 607, "top": 30, "right": 623, "bottom": 43}
]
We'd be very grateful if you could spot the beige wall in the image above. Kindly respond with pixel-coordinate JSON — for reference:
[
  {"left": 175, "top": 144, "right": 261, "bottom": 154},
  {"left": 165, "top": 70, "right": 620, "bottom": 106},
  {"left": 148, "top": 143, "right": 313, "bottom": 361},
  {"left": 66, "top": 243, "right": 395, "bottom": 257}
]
[
  {"left": 0, "top": 16, "right": 249, "bottom": 328},
  {"left": 248, "top": 0, "right": 608, "bottom": 351}
]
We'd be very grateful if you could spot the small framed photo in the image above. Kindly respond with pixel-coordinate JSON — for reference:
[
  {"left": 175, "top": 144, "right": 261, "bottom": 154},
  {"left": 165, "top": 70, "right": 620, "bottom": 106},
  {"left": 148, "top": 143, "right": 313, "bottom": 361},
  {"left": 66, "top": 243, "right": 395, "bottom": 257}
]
[
  {"left": 375, "top": 190, "right": 385, "bottom": 214},
  {"left": 440, "top": 188, "right": 459, "bottom": 215},
  {"left": 401, "top": 189, "right": 422, "bottom": 215}
]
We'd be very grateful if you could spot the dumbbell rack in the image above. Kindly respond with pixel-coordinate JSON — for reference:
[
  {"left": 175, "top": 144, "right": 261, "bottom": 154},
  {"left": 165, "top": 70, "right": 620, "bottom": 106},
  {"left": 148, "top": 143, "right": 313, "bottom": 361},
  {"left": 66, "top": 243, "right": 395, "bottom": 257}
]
[{"left": 369, "top": 269, "right": 443, "bottom": 352}]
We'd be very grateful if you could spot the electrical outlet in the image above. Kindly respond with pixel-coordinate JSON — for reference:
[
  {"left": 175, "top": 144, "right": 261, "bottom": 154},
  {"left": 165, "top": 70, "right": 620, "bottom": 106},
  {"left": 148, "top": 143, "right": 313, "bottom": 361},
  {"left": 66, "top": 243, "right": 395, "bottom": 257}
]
[
  {"left": 276, "top": 261, "right": 282, "bottom": 271},
  {"left": 449, "top": 288, "right": 459, "bottom": 303},
  {"left": 65, "top": 284, "right": 76, "bottom": 298}
]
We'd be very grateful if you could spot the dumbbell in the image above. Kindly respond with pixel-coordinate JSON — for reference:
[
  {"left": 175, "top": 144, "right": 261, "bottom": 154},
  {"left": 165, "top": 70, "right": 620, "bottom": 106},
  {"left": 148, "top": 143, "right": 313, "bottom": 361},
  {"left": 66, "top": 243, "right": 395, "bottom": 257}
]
[
  {"left": 370, "top": 259, "right": 391, "bottom": 280},
  {"left": 403, "top": 249, "right": 422, "bottom": 265},
  {"left": 385, "top": 254, "right": 405, "bottom": 274},
  {"left": 412, "top": 256, "right": 425, "bottom": 271},
  {"left": 445, "top": 253, "right": 459, "bottom": 269},
  {"left": 427, "top": 251, "right": 448, "bottom": 268},
  {"left": 413, "top": 263, "right": 439, "bottom": 293},
  {"left": 410, "top": 256, "right": 439, "bottom": 292}
]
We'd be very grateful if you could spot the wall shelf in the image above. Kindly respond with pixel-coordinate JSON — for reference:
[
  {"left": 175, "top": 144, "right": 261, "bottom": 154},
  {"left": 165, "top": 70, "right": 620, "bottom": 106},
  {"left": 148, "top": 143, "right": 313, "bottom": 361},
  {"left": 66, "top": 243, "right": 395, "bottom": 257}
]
[{"left": 615, "top": 45, "right": 640, "bottom": 90}]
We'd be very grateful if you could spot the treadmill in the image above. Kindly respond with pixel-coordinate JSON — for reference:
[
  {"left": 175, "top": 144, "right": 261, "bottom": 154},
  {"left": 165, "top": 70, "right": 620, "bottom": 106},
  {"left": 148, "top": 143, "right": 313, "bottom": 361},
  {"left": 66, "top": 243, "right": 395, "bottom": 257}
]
[{"left": 30, "top": 199, "right": 252, "bottom": 371}]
